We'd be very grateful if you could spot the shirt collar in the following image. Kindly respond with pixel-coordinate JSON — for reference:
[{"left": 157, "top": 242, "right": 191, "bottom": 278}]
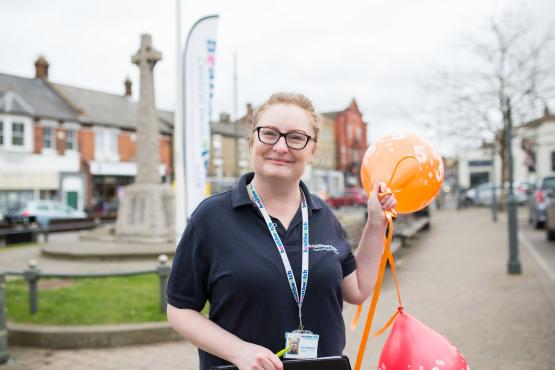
[{"left": 231, "top": 172, "right": 323, "bottom": 212}]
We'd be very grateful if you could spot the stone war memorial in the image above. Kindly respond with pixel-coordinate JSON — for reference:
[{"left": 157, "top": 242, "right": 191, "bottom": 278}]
[
  {"left": 41, "top": 34, "right": 175, "bottom": 260},
  {"left": 115, "top": 34, "right": 175, "bottom": 243}
]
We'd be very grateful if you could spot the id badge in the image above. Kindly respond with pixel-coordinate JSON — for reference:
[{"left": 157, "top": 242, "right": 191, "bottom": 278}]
[{"left": 284, "top": 331, "right": 319, "bottom": 359}]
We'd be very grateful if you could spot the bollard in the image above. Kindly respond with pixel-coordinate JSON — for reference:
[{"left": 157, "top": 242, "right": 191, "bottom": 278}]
[
  {"left": 156, "top": 254, "right": 171, "bottom": 314},
  {"left": 42, "top": 225, "right": 49, "bottom": 244},
  {"left": 23, "top": 260, "right": 41, "bottom": 315},
  {"left": 0, "top": 273, "right": 8, "bottom": 364}
]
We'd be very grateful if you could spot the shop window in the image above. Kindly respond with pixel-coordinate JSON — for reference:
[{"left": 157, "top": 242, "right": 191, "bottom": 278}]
[{"left": 0, "top": 190, "right": 34, "bottom": 212}]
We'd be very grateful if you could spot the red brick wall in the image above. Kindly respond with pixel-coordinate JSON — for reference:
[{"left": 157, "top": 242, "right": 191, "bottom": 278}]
[
  {"left": 56, "top": 128, "right": 66, "bottom": 155},
  {"left": 118, "top": 133, "right": 135, "bottom": 162},
  {"left": 33, "top": 125, "right": 42, "bottom": 153},
  {"left": 79, "top": 130, "right": 94, "bottom": 161},
  {"left": 160, "top": 136, "right": 172, "bottom": 172},
  {"left": 334, "top": 100, "right": 368, "bottom": 184},
  {"left": 116, "top": 133, "right": 171, "bottom": 173}
]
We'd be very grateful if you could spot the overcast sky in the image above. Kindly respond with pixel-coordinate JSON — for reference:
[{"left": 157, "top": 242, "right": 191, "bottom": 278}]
[{"left": 1, "top": 0, "right": 554, "bottom": 155}]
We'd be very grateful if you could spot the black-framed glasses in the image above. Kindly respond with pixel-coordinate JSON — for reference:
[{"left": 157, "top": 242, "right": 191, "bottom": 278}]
[{"left": 254, "top": 126, "right": 314, "bottom": 150}]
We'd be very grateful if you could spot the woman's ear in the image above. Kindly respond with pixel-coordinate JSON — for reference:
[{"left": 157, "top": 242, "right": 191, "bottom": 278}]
[{"left": 309, "top": 143, "right": 317, "bottom": 163}]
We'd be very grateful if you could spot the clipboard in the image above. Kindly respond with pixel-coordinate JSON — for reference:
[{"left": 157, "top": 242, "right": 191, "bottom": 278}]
[{"left": 210, "top": 355, "right": 351, "bottom": 370}]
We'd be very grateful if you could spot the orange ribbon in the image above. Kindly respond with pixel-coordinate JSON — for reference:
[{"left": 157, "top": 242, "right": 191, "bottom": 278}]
[{"left": 352, "top": 191, "right": 403, "bottom": 370}]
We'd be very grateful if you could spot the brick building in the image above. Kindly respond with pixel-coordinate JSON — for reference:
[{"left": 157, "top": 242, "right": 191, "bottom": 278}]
[
  {"left": 1, "top": 56, "right": 371, "bottom": 215},
  {"left": 0, "top": 56, "right": 173, "bottom": 214},
  {"left": 323, "top": 99, "right": 368, "bottom": 187}
]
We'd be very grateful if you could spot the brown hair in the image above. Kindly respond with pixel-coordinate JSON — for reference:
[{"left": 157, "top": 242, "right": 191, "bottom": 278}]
[{"left": 247, "top": 92, "right": 320, "bottom": 148}]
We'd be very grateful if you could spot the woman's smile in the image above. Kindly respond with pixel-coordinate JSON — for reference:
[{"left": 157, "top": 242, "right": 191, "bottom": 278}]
[{"left": 267, "top": 157, "right": 294, "bottom": 165}]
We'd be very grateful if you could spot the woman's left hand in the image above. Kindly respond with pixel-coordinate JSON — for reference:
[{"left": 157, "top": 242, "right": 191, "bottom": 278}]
[{"left": 366, "top": 181, "right": 397, "bottom": 228}]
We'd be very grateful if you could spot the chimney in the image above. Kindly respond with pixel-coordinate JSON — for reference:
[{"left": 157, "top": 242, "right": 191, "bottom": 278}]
[
  {"left": 35, "top": 55, "right": 49, "bottom": 80},
  {"left": 124, "top": 77, "right": 132, "bottom": 97},
  {"left": 220, "top": 112, "right": 231, "bottom": 123}
]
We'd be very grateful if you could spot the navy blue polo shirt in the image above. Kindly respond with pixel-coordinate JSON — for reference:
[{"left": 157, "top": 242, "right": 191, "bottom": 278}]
[{"left": 167, "top": 172, "right": 356, "bottom": 370}]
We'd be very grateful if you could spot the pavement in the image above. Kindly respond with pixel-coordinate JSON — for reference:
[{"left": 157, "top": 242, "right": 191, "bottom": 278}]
[
  {"left": 2, "top": 207, "right": 555, "bottom": 369},
  {"left": 0, "top": 231, "right": 160, "bottom": 274}
]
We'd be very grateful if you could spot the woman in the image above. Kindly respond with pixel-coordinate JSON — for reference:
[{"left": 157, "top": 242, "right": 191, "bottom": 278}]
[{"left": 167, "top": 92, "right": 396, "bottom": 370}]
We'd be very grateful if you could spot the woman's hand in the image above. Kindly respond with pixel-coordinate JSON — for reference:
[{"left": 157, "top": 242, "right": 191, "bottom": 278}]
[
  {"left": 366, "top": 181, "right": 397, "bottom": 229},
  {"left": 232, "top": 342, "right": 283, "bottom": 370}
]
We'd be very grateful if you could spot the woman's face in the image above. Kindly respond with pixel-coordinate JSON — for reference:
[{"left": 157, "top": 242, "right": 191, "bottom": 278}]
[{"left": 251, "top": 103, "right": 316, "bottom": 183}]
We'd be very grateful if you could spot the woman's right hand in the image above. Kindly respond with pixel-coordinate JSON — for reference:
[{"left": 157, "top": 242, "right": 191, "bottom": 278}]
[{"left": 232, "top": 342, "right": 283, "bottom": 370}]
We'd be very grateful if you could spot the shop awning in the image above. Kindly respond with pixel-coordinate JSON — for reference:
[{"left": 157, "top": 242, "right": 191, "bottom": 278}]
[
  {"left": 89, "top": 161, "right": 166, "bottom": 177},
  {"left": 0, "top": 171, "right": 59, "bottom": 190}
]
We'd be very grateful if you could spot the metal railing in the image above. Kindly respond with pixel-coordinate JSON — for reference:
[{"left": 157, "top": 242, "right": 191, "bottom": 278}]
[
  {"left": 0, "top": 255, "right": 171, "bottom": 365},
  {"left": 0, "top": 217, "right": 114, "bottom": 246}
]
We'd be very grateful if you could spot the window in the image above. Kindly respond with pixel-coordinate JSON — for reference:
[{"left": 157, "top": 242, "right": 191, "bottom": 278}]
[
  {"left": 212, "top": 134, "right": 222, "bottom": 158},
  {"left": 0, "top": 116, "right": 32, "bottom": 151},
  {"left": 12, "top": 122, "right": 24, "bottom": 146},
  {"left": 469, "top": 160, "right": 492, "bottom": 167},
  {"left": 108, "top": 132, "right": 117, "bottom": 156},
  {"left": 42, "top": 127, "right": 54, "bottom": 149},
  {"left": 551, "top": 151, "right": 555, "bottom": 172},
  {"left": 95, "top": 129, "right": 119, "bottom": 160},
  {"left": 66, "top": 129, "right": 77, "bottom": 151}
]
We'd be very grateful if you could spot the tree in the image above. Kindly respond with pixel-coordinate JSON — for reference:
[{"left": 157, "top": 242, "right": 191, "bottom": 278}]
[{"left": 426, "top": 8, "right": 555, "bottom": 190}]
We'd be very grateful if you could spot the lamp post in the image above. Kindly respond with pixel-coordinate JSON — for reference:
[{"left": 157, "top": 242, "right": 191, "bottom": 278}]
[
  {"left": 506, "top": 98, "right": 522, "bottom": 274},
  {"left": 491, "top": 142, "right": 498, "bottom": 222}
]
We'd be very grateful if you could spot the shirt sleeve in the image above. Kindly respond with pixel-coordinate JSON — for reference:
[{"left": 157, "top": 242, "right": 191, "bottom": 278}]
[
  {"left": 341, "top": 246, "right": 357, "bottom": 278},
  {"left": 166, "top": 221, "right": 210, "bottom": 311},
  {"left": 334, "top": 216, "right": 357, "bottom": 278}
]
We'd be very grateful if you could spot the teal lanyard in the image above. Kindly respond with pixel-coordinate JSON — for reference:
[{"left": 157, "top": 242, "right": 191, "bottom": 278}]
[{"left": 247, "top": 182, "right": 310, "bottom": 330}]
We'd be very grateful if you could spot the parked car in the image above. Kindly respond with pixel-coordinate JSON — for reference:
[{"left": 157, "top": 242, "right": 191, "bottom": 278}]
[
  {"left": 325, "top": 187, "right": 368, "bottom": 208},
  {"left": 528, "top": 175, "right": 555, "bottom": 229},
  {"left": 544, "top": 188, "right": 555, "bottom": 240},
  {"left": 464, "top": 182, "right": 528, "bottom": 207},
  {"left": 5, "top": 200, "right": 86, "bottom": 226}
]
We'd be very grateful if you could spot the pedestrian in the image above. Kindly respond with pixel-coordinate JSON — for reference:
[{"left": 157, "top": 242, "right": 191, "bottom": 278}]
[{"left": 167, "top": 92, "right": 396, "bottom": 370}]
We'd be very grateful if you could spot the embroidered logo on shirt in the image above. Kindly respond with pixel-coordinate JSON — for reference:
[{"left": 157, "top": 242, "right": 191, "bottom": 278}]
[{"left": 309, "top": 244, "right": 339, "bottom": 254}]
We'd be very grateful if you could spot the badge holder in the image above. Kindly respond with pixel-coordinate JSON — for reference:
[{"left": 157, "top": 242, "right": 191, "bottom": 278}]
[{"left": 284, "top": 329, "right": 319, "bottom": 359}]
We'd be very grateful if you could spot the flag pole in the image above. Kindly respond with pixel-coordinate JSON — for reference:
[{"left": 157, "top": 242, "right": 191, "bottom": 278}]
[{"left": 174, "top": 0, "right": 187, "bottom": 243}]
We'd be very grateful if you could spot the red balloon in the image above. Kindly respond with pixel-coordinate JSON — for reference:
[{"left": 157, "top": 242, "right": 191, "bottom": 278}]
[{"left": 379, "top": 311, "right": 468, "bottom": 370}]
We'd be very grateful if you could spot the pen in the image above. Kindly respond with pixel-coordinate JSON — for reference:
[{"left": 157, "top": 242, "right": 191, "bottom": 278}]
[{"left": 275, "top": 346, "right": 291, "bottom": 358}]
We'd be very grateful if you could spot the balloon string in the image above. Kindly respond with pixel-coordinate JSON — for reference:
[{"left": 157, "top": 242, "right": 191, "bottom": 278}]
[
  {"left": 384, "top": 211, "right": 402, "bottom": 308},
  {"left": 387, "top": 155, "right": 419, "bottom": 190},
  {"left": 353, "top": 209, "right": 402, "bottom": 370},
  {"left": 352, "top": 156, "right": 416, "bottom": 370},
  {"left": 350, "top": 195, "right": 399, "bottom": 330},
  {"left": 373, "top": 306, "right": 404, "bottom": 337},
  {"left": 353, "top": 234, "right": 389, "bottom": 370}
]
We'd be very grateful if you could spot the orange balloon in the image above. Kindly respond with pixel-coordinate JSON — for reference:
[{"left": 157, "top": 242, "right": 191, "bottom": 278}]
[{"left": 360, "top": 133, "right": 444, "bottom": 214}]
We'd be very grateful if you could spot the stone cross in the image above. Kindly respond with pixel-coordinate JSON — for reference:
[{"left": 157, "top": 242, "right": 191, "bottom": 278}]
[{"left": 132, "top": 34, "right": 162, "bottom": 184}]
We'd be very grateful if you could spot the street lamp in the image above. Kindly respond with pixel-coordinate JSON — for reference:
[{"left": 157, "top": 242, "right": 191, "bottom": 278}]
[
  {"left": 491, "top": 142, "right": 498, "bottom": 222},
  {"left": 506, "top": 97, "right": 522, "bottom": 274}
]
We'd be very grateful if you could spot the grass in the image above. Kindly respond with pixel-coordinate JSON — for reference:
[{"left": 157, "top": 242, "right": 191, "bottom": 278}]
[
  {"left": 6, "top": 274, "right": 168, "bottom": 325},
  {"left": 0, "top": 242, "right": 37, "bottom": 252}
]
